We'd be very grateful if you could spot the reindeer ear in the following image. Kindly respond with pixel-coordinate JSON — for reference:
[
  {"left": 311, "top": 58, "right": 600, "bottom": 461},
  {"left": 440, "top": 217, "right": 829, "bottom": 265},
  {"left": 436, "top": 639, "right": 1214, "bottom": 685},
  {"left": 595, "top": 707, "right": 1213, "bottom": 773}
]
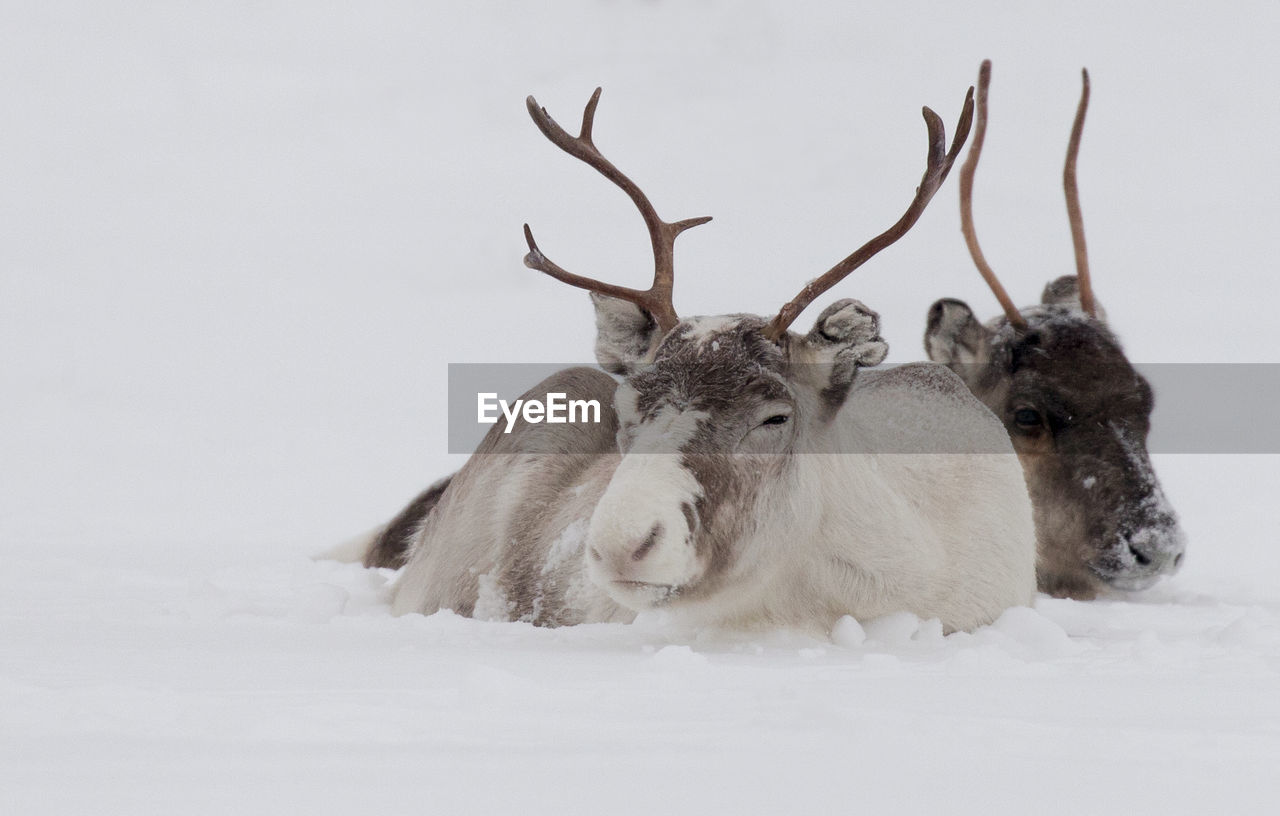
[
  {"left": 591, "top": 293, "right": 660, "bottom": 375},
  {"left": 797, "top": 299, "right": 888, "bottom": 406},
  {"left": 805, "top": 298, "right": 888, "bottom": 364},
  {"left": 1041, "top": 275, "right": 1108, "bottom": 322},
  {"left": 924, "top": 298, "right": 993, "bottom": 367}
]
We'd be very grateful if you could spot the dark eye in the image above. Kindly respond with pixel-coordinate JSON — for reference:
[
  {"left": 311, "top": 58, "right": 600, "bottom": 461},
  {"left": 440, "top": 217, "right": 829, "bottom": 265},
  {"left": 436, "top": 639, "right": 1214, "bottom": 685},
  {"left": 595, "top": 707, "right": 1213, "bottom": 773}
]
[
  {"left": 761, "top": 414, "right": 790, "bottom": 427},
  {"left": 1013, "top": 408, "right": 1042, "bottom": 428}
]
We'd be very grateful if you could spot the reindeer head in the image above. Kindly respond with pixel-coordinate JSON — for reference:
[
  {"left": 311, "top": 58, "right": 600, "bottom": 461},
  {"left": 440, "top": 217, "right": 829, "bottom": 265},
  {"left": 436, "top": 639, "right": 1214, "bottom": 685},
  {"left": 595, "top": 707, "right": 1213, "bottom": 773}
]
[
  {"left": 522, "top": 86, "right": 971, "bottom": 614},
  {"left": 924, "top": 62, "right": 1185, "bottom": 598},
  {"left": 583, "top": 298, "right": 891, "bottom": 613}
]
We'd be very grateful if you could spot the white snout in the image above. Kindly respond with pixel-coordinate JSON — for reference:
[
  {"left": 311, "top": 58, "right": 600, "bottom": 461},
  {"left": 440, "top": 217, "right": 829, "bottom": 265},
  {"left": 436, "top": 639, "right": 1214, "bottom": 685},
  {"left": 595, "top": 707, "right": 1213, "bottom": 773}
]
[{"left": 585, "top": 451, "right": 704, "bottom": 609}]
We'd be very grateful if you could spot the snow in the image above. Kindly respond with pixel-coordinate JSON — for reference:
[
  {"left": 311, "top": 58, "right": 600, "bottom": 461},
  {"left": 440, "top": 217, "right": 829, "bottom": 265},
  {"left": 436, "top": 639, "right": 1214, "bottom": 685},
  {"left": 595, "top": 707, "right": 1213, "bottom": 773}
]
[
  {"left": 4, "top": 1, "right": 1280, "bottom": 813},
  {"left": 6, "top": 556, "right": 1278, "bottom": 813}
]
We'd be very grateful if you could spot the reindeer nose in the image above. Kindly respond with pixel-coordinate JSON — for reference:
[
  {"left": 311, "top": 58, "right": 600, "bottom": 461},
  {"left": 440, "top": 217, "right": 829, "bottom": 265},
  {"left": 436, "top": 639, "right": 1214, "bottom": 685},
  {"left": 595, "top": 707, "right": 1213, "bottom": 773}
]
[
  {"left": 630, "top": 523, "right": 663, "bottom": 562},
  {"left": 1124, "top": 528, "right": 1185, "bottom": 575},
  {"left": 587, "top": 522, "right": 665, "bottom": 566},
  {"left": 1125, "top": 537, "right": 1152, "bottom": 567}
]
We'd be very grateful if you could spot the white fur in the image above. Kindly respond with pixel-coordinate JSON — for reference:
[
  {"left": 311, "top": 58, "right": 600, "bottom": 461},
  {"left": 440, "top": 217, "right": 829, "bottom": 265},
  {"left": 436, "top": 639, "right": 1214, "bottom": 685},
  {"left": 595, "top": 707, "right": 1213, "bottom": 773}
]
[
  {"left": 681, "top": 315, "right": 742, "bottom": 346},
  {"left": 387, "top": 360, "right": 1036, "bottom": 633},
  {"left": 639, "top": 367, "right": 1036, "bottom": 633},
  {"left": 585, "top": 407, "right": 706, "bottom": 603},
  {"left": 315, "top": 526, "right": 383, "bottom": 563}
]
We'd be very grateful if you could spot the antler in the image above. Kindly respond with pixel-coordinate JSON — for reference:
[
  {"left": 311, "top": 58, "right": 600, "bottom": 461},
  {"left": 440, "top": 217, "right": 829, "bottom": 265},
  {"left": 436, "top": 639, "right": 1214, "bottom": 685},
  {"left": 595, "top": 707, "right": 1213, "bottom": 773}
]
[
  {"left": 1064, "top": 68, "right": 1096, "bottom": 318},
  {"left": 760, "top": 86, "right": 976, "bottom": 343},
  {"left": 959, "top": 60, "right": 1027, "bottom": 331},
  {"left": 521, "top": 88, "right": 712, "bottom": 335}
]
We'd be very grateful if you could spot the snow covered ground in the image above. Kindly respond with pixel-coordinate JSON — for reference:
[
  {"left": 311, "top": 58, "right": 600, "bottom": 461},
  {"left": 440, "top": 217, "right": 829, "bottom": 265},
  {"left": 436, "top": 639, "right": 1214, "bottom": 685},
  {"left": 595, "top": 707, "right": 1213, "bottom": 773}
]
[{"left": 3, "top": 2, "right": 1279, "bottom": 813}]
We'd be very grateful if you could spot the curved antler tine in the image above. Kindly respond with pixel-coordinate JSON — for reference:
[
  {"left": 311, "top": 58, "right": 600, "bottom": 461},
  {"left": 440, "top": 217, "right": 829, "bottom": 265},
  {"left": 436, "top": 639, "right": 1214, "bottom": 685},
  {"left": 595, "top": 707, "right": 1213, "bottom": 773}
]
[
  {"left": 525, "top": 88, "right": 603, "bottom": 152},
  {"left": 958, "top": 60, "right": 1027, "bottom": 332},
  {"left": 1064, "top": 68, "right": 1096, "bottom": 318},
  {"left": 671, "top": 216, "right": 714, "bottom": 235},
  {"left": 521, "top": 88, "right": 711, "bottom": 335},
  {"left": 579, "top": 87, "right": 601, "bottom": 143},
  {"left": 923, "top": 107, "right": 947, "bottom": 168},
  {"left": 761, "top": 84, "right": 976, "bottom": 343},
  {"left": 947, "top": 86, "right": 976, "bottom": 165},
  {"left": 522, "top": 224, "right": 652, "bottom": 303}
]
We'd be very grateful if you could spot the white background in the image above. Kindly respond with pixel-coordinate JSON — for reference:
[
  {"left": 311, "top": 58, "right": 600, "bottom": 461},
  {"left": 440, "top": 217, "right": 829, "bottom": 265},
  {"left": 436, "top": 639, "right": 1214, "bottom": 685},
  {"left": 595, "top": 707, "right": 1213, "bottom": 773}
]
[{"left": 3, "top": 2, "right": 1278, "bottom": 813}]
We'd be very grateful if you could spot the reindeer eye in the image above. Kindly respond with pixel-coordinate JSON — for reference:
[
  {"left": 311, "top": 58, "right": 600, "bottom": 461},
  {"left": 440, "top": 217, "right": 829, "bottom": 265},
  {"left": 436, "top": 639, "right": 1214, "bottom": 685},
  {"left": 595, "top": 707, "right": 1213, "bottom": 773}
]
[
  {"left": 1013, "top": 408, "right": 1042, "bottom": 428},
  {"left": 761, "top": 414, "right": 790, "bottom": 427}
]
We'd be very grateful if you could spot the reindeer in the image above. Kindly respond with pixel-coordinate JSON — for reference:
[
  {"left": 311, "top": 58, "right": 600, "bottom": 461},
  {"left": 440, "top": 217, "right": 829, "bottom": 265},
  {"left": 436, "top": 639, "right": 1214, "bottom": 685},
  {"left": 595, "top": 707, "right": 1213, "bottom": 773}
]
[
  {"left": 923, "top": 61, "right": 1186, "bottom": 599},
  {"left": 374, "top": 85, "right": 1036, "bottom": 633}
]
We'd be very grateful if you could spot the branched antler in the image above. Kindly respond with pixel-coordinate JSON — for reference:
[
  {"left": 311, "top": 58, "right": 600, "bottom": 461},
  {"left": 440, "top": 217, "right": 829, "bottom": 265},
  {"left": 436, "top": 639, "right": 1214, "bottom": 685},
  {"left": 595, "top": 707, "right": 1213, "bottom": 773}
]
[
  {"left": 959, "top": 60, "right": 1027, "bottom": 331},
  {"left": 522, "top": 88, "right": 711, "bottom": 334},
  {"left": 761, "top": 86, "right": 976, "bottom": 342}
]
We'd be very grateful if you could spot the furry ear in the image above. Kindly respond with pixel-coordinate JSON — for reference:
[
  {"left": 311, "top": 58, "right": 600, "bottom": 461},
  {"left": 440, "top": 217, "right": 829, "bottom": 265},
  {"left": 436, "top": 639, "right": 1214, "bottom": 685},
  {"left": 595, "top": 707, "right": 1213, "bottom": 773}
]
[
  {"left": 1041, "top": 275, "right": 1107, "bottom": 322},
  {"left": 924, "top": 298, "right": 994, "bottom": 367},
  {"left": 591, "top": 293, "right": 660, "bottom": 375},
  {"left": 797, "top": 299, "right": 888, "bottom": 409},
  {"left": 806, "top": 298, "right": 888, "bottom": 365}
]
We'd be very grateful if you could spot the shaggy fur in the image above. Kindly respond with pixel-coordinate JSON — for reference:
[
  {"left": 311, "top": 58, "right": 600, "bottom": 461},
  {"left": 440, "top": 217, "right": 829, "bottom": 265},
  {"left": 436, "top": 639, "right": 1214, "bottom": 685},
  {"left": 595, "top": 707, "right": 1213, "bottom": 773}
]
[
  {"left": 384, "top": 297, "right": 1036, "bottom": 633},
  {"left": 925, "top": 275, "right": 1186, "bottom": 598}
]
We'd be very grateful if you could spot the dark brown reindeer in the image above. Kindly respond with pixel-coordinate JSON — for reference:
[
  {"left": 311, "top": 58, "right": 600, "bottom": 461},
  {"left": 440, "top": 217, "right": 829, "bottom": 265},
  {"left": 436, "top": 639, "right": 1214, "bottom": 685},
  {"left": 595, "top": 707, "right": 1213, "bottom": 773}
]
[
  {"left": 924, "top": 61, "right": 1186, "bottom": 599},
  {"left": 359, "top": 84, "right": 1037, "bottom": 632}
]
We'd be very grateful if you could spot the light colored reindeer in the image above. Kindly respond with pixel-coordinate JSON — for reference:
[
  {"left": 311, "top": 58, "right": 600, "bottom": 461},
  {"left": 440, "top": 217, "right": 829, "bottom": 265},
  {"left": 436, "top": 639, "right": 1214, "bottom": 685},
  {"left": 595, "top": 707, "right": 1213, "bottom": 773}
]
[
  {"left": 375, "top": 85, "right": 1035, "bottom": 633},
  {"left": 924, "top": 61, "right": 1186, "bottom": 598}
]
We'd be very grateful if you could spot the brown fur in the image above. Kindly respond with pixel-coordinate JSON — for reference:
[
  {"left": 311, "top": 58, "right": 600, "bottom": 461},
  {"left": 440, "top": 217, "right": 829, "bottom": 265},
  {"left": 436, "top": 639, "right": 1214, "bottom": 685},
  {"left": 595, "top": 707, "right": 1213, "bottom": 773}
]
[
  {"left": 925, "top": 276, "right": 1185, "bottom": 597},
  {"left": 363, "top": 476, "right": 453, "bottom": 569}
]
